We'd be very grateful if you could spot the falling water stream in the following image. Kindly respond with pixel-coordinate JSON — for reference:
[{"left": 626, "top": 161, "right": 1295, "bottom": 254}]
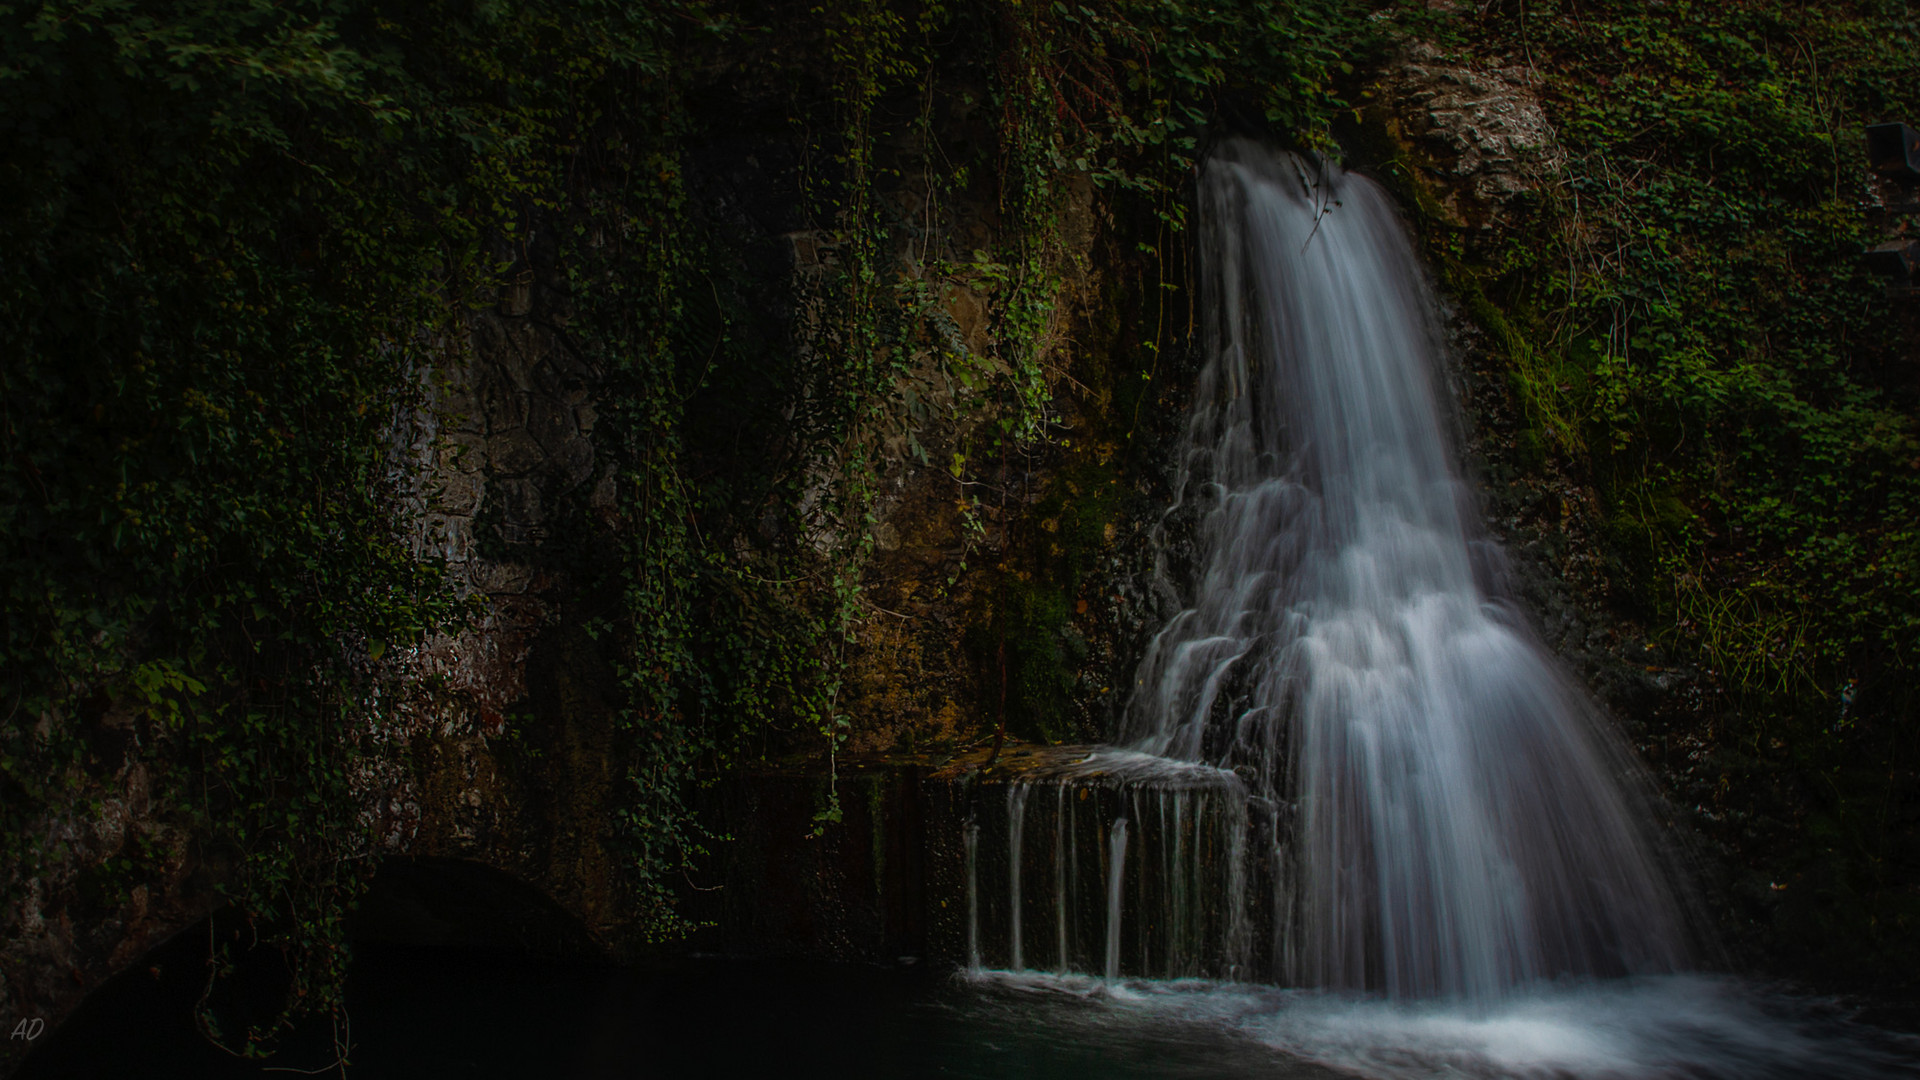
[
  {"left": 956, "top": 141, "right": 1919, "bottom": 1078},
  {"left": 1130, "top": 138, "right": 1687, "bottom": 996}
]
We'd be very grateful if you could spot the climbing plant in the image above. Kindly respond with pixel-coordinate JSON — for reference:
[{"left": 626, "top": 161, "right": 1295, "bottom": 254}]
[
  {"left": 1375, "top": 0, "right": 1920, "bottom": 975},
  {"left": 1390, "top": 0, "right": 1920, "bottom": 720},
  {"left": 0, "top": 0, "right": 714, "bottom": 1050},
  {"left": 1, "top": 0, "right": 1390, "bottom": 1051}
]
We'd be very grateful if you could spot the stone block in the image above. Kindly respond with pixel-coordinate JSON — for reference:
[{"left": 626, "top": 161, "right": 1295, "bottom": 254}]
[{"left": 487, "top": 429, "right": 546, "bottom": 475}]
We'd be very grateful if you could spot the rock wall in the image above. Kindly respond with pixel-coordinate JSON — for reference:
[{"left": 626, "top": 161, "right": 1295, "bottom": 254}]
[
  {"left": 1, "top": 60, "right": 1174, "bottom": 1061},
  {"left": 13, "top": 39, "right": 1865, "bottom": 1070},
  {"left": 1352, "top": 43, "right": 1859, "bottom": 980}
]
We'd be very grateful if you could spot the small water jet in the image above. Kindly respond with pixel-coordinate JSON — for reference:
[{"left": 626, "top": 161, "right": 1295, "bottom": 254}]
[{"left": 1105, "top": 815, "right": 1127, "bottom": 982}]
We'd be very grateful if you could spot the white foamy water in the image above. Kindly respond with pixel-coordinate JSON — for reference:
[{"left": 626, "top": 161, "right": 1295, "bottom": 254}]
[
  {"left": 964, "top": 969, "right": 1919, "bottom": 1079},
  {"left": 1117, "top": 140, "right": 1684, "bottom": 997}
]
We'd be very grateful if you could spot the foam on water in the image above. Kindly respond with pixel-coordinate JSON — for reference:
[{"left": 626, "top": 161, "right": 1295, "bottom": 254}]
[{"left": 964, "top": 969, "right": 1919, "bottom": 1079}]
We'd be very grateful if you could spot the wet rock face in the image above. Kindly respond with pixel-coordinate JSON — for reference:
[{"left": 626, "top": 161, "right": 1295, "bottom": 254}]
[
  {"left": 1381, "top": 44, "right": 1566, "bottom": 228},
  {"left": 0, "top": 762, "right": 211, "bottom": 1070},
  {"left": 1363, "top": 49, "right": 1739, "bottom": 975}
]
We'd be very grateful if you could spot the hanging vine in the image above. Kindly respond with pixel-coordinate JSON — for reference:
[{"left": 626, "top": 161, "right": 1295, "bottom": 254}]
[{"left": 2, "top": 0, "right": 1381, "bottom": 1049}]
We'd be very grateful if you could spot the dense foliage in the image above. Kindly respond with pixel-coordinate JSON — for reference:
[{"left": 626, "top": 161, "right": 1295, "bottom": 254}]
[
  {"left": 0, "top": 0, "right": 529, "bottom": 1045},
  {"left": 1394, "top": 0, "right": 1920, "bottom": 973},
  {"left": 0, "top": 0, "right": 1379, "bottom": 1047},
  {"left": 0, "top": 0, "right": 774, "bottom": 1049},
  {"left": 7, "top": 0, "right": 1918, "bottom": 1049},
  {"left": 1432, "top": 0, "right": 1920, "bottom": 706}
]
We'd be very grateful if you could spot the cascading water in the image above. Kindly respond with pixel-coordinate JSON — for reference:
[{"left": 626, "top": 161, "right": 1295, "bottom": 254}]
[
  {"left": 1115, "top": 139, "right": 1689, "bottom": 999},
  {"left": 966, "top": 140, "right": 1689, "bottom": 1001},
  {"left": 941, "top": 140, "right": 1920, "bottom": 1080}
]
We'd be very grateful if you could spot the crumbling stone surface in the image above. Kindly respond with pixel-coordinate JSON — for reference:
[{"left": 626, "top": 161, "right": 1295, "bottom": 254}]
[
  {"left": 0, "top": 759, "right": 208, "bottom": 1071},
  {"left": 369, "top": 271, "right": 630, "bottom": 941},
  {"left": 0, "top": 273, "right": 618, "bottom": 1063},
  {"left": 1380, "top": 43, "right": 1567, "bottom": 228}
]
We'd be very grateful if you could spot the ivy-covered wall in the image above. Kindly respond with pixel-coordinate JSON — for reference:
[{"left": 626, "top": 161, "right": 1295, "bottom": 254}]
[{"left": 0, "top": 0, "right": 1372, "bottom": 1056}]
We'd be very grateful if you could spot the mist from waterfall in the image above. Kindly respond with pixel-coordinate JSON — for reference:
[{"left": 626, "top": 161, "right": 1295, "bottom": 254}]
[{"left": 1119, "top": 140, "right": 1687, "bottom": 1000}]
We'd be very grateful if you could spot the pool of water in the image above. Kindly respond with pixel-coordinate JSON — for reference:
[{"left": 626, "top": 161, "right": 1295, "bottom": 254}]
[{"left": 20, "top": 947, "right": 1920, "bottom": 1078}]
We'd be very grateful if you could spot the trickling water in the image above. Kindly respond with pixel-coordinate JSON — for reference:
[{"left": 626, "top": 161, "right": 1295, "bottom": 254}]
[
  {"left": 1105, "top": 818, "right": 1129, "bottom": 982},
  {"left": 1118, "top": 140, "right": 1686, "bottom": 999},
  {"left": 1169, "top": 792, "right": 1186, "bottom": 975},
  {"left": 1224, "top": 798, "right": 1250, "bottom": 982},
  {"left": 1054, "top": 786, "right": 1071, "bottom": 972},
  {"left": 965, "top": 818, "right": 981, "bottom": 972},
  {"left": 1008, "top": 784, "right": 1032, "bottom": 971}
]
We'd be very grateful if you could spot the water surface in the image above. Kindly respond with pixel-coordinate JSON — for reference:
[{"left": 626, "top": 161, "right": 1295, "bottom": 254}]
[{"left": 21, "top": 947, "right": 1917, "bottom": 1078}]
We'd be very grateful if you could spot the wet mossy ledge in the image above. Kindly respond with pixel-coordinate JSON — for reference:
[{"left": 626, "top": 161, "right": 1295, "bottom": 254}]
[
  {"left": 5, "top": 0, "right": 1920, "bottom": 1064},
  {"left": 684, "top": 741, "right": 1239, "bottom": 971}
]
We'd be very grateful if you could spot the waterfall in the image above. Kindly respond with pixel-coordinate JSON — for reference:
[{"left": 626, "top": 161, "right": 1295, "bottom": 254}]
[
  {"left": 1117, "top": 140, "right": 1686, "bottom": 998},
  {"left": 959, "top": 141, "right": 1687, "bottom": 1002},
  {"left": 1053, "top": 785, "right": 1071, "bottom": 972}
]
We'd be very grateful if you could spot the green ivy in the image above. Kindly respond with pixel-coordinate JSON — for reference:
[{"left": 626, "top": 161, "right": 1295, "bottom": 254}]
[
  {"left": 1405, "top": 0, "right": 1920, "bottom": 715},
  {"left": 0, "top": 0, "right": 700, "bottom": 1050},
  {"left": 1, "top": 0, "right": 1390, "bottom": 1048},
  {"left": 1386, "top": 0, "right": 1920, "bottom": 974}
]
